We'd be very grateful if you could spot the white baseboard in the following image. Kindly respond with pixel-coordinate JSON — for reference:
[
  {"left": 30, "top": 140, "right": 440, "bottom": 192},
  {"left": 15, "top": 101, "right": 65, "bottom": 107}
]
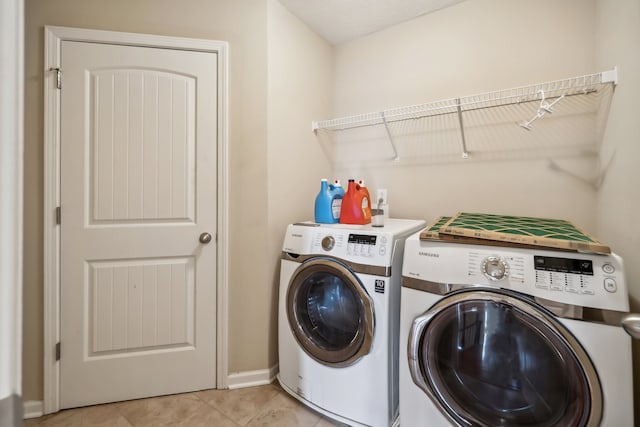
[
  {"left": 22, "top": 366, "right": 279, "bottom": 418},
  {"left": 23, "top": 400, "right": 43, "bottom": 419},
  {"left": 226, "top": 364, "right": 279, "bottom": 390}
]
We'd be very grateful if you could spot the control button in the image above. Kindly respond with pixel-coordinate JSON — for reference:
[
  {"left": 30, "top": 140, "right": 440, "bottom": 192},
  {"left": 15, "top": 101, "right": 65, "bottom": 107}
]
[
  {"left": 379, "top": 246, "right": 387, "bottom": 256},
  {"left": 580, "top": 289, "right": 595, "bottom": 295},
  {"left": 604, "top": 278, "right": 617, "bottom": 293},
  {"left": 565, "top": 287, "right": 578, "bottom": 294},
  {"left": 602, "top": 263, "right": 615, "bottom": 274},
  {"left": 481, "top": 256, "right": 509, "bottom": 281},
  {"left": 535, "top": 283, "right": 549, "bottom": 290},
  {"left": 550, "top": 285, "right": 564, "bottom": 292},
  {"left": 321, "top": 236, "right": 335, "bottom": 251}
]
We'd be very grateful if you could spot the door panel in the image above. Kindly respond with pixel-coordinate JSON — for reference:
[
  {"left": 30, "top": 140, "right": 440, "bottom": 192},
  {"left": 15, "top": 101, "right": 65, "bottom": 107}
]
[
  {"left": 88, "top": 258, "right": 194, "bottom": 354},
  {"left": 90, "top": 69, "right": 196, "bottom": 222},
  {"left": 60, "top": 40, "right": 217, "bottom": 408}
]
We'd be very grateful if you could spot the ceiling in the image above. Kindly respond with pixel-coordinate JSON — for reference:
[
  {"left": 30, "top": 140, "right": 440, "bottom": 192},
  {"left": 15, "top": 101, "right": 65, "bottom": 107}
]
[{"left": 277, "top": 0, "right": 467, "bottom": 45}]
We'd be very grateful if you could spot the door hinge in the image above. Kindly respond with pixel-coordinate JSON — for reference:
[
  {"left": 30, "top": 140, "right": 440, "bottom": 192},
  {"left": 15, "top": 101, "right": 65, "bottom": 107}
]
[
  {"left": 55, "top": 342, "right": 61, "bottom": 361},
  {"left": 49, "top": 67, "right": 62, "bottom": 89},
  {"left": 56, "top": 206, "right": 61, "bottom": 225}
]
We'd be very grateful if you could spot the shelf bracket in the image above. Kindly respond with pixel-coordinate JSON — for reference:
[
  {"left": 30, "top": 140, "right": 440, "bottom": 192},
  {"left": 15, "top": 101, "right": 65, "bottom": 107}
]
[
  {"left": 456, "top": 99, "right": 469, "bottom": 159},
  {"left": 380, "top": 112, "right": 400, "bottom": 161},
  {"left": 547, "top": 154, "right": 613, "bottom": 190},
  {"left": 601, "top": 66, "right": 618, "bottom": 84}
]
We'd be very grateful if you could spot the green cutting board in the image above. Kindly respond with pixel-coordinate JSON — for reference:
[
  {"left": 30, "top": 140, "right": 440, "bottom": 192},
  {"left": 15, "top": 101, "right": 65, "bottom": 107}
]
[{"left": 438, "top": 212, "right": 610, "bottom": 254}]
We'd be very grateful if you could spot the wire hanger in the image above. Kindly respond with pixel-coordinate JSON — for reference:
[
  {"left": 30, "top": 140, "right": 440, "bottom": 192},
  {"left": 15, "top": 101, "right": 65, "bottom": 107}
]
[{"left": 519, "top": 89, "right": 565, "bottom": 130}]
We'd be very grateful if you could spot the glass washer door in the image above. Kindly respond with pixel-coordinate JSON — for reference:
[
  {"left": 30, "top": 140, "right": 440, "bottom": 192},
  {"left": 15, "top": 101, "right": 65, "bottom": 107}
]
[
  {"left": 408, "top": 288, "right": 602, "bottom": 427},
  {"left": 286, "top": 257, "right": 374, "bottom": 367}
]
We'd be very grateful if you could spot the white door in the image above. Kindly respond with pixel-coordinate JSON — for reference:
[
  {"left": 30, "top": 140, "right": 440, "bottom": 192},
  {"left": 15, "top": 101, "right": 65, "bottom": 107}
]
[{"left": 59, "top": 40, "right": 218, "bottom": 408}]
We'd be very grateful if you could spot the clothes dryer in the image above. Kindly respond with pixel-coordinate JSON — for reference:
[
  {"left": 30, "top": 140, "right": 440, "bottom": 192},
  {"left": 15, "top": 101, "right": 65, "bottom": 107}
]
[
  {"left": 399, "top": 232, "right": 638, "bottom": 426},
  {"left": 278, "top": 219, "right": 425, "bottom": 427}
]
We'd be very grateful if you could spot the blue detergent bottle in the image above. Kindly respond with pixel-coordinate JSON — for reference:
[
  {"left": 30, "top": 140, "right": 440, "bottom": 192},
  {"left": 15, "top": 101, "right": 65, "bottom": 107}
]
[{"left": 315, "top": 179, "right": 336, "bottom": 223}]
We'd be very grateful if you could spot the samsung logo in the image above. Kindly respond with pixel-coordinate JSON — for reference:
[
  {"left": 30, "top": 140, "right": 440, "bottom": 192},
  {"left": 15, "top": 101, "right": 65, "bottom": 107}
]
[
  {"left": 419, "top": 251, "right": 440, "bottom": 258},
  {"left": 291, "top": 233, "right": 303, "bottom": 238}
]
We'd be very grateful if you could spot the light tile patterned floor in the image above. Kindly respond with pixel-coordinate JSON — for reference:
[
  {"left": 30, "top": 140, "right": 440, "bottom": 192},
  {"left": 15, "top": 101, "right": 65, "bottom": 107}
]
[{"left": 24, "top": 383, "right": 341, "bottom": 427}]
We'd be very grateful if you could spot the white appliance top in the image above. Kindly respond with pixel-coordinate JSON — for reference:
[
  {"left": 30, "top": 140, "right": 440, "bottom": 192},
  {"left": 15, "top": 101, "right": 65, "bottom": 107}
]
[
  {"left": 283, "top": 219, "right": 426, "bottom": 268},
  {"left": 402, "top": 232, "right": 629, "bottom": 312}
]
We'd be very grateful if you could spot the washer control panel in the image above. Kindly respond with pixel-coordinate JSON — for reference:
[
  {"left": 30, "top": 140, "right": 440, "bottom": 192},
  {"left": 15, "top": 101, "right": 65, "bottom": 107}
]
[
  {"left": 403, "top": 234, "right": 629, "bottom": 312},
  {"left": 471, "top": 250, "right": 626, "bottom": 310},
  {"left": 533, "top": 255, "right": 597, "bottom": 294}
]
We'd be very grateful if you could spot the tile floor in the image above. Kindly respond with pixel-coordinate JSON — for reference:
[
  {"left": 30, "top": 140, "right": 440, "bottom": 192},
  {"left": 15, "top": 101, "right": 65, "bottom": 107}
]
[{"left": 24, "top": 382, "right": 342, "bottom": 427}]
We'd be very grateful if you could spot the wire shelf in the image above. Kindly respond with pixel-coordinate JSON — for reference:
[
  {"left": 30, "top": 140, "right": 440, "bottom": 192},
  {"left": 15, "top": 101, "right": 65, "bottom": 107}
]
[{"left": 312, "top": 68, "right": 617, "bottom": 161}]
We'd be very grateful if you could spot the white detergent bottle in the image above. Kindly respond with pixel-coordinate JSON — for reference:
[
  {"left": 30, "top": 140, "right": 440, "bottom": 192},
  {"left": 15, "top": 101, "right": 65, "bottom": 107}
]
[{"left": 331, "top": 179, "right": 345, "bottom": 222}]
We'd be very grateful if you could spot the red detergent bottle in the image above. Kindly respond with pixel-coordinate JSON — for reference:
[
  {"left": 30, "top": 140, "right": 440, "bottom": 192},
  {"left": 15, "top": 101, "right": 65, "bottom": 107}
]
[{"left": 340, "top": 179, "right": 371, "bottom": 225}]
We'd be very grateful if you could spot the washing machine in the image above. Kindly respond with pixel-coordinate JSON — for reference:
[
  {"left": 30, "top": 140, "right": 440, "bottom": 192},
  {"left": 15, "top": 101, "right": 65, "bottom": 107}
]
[
  {"left": 399, "top": 232, "right": 639, "bottom": 427},
  {"left": 278, "top": 218, "right": 426, "bottom": 427}
]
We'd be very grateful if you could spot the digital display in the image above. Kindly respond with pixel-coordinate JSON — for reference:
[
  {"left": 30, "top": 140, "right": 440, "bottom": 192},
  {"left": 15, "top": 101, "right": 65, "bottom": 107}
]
[
  {"left": 348, "top": 234, "right": 377, "bottom": 245},
  {"left": 534, "top": 256, "right": 593, "bottom": 275}
]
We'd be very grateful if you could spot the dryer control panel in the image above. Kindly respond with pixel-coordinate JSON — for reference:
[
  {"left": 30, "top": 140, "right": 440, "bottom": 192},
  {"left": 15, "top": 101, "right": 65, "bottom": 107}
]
[
  {"left": 402, "top": 234, "right": 629, "bottom": 312},
  {"left": 282, "top": 219, "right": 427, "bottom": 269},
  {"left": 312, "top": 231, "right": 393, "bottom": 267}
]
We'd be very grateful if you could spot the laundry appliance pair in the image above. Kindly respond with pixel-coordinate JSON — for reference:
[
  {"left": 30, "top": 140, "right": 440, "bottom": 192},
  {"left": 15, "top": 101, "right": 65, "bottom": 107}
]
[{"left": 278, "top": 219, "right": 425, "bottom": 427}]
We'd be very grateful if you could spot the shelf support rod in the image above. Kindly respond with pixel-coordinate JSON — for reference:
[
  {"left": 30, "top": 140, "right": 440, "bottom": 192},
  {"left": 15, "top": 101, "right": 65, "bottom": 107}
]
[
  {"left": 456, "top": 99, "right": 469, "bottom": 159},
  {"left": 380, "top": 112, "right": 400, "bottom": 161}
]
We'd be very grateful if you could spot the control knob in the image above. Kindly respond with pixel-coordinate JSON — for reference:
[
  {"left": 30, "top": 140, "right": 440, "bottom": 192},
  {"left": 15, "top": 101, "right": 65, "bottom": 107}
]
[
  {"left": 321, "top": 235, "right": 335, "bottom": 251},
  {"left": 482, "top": 256, "right": 509, "bottom": 281}
]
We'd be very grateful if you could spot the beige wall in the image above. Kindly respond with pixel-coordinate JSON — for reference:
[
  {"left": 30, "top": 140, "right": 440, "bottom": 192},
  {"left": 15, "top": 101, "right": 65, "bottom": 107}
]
[
  {"left": 335, "top": 0, "right": 596, "bottom": 114},
  {"left": 595, "top": 0, "right": 640, "bottom": 421},
  {"left": 265, "top": 1, "right": 334, "bottom": 364},
  {"left": 332, "top": 0, "right": 599, "bottom": 230},
  {"left": 24, "top": 0, "right": 270, "bottom": 400}
]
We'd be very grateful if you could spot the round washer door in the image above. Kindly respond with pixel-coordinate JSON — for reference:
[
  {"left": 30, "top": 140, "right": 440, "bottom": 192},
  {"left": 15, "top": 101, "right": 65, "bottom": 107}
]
[
  {"left": 286, "top": 257, "right": 374, "bottom": 367},
  {"left": 408, "top": 289, "right": 602, "bottom": 427}
]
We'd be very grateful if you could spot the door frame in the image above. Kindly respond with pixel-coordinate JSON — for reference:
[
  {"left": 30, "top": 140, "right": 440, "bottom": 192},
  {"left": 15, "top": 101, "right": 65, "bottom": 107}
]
[{"left": 43, "top": 25, "right": 229, "bottom": 414}]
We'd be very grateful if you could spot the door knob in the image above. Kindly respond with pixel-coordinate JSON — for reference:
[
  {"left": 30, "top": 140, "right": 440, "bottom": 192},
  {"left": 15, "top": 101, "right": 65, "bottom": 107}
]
[{"left": 199, "top": 232, "right": 213, "bottom": 244}]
